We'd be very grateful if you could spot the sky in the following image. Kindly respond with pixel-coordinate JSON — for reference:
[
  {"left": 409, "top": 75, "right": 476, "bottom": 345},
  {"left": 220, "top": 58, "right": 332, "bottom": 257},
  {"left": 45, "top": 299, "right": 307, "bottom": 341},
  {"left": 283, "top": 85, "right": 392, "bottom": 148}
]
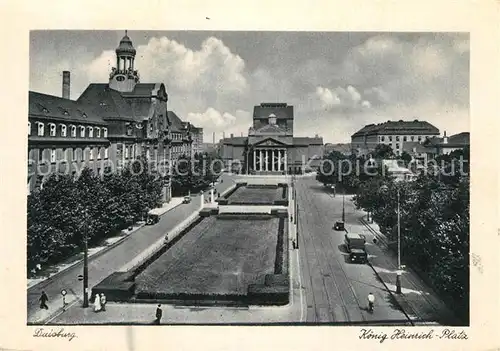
[{"left": 29, "top": 31, "right": 469, "bottom": 144}]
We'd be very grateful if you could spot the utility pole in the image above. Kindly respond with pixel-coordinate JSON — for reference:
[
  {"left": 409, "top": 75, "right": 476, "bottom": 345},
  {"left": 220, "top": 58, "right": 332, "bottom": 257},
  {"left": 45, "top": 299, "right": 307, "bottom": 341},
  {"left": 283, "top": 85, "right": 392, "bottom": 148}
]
[
  {"left": 82, "top": 210, "right": 89, "bottom": 308},
  {"left": 342, "top": 192, "right": 345, "bottom": 222},
  {"left": 396, "top": 188, "right": 402, "bottom": 294}
]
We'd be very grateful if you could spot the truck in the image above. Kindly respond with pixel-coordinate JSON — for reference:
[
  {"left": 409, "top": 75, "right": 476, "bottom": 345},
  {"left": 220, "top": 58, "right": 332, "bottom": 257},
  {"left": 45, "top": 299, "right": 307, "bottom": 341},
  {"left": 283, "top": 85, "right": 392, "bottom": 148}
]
[{"left": 344, "top": 233, "right": 368, "bottom": 263}]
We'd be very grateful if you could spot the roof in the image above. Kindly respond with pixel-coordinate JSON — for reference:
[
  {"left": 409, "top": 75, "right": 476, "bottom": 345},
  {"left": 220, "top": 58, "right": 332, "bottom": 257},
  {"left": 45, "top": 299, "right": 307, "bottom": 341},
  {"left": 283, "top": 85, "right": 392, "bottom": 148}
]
[
  {"left": 253, "top": 103, "right": 293, "bottom": 119},
  {"left": 293, "top": 137, "right": 324, "bottom": 146},
  {"left": 254, "top": 123, "right": 286, "bottom": 134},
  {"left": 425, "top": 132, "right": 470, "bottom": 147},
  {"left": 401, "top": 142, "right": 431, "bottom": 154},
  {"left": 167, "top": 111, "right": 185, "bottom": 132},
  {"left": 221, "top": 137, "right": 248, "bottom": 146},
  {"left": 29, "top": 91, "right": 106, "bottom": 124},
  {"left": 77, "top": 83, "right": 159, "bottom": 121},
  {"left": 325, "top": 143, "right": 351, "bottom": 155},
  {"left": 116, "top": 32, "right": 136, "bottom": 55},
  {"left": 120, "top": 83, "right": 158, "bottom": 98},
  {"left": 352, "top": 120, "right": 440, "bottom": 138}
]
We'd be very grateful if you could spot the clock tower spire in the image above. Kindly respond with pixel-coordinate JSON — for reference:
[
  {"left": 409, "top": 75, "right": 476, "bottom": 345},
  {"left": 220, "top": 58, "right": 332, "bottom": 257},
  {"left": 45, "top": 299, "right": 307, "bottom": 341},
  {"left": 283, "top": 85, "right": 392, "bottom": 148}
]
[{"left": 109, "top": 30, "right": 139, "bottom": 92}]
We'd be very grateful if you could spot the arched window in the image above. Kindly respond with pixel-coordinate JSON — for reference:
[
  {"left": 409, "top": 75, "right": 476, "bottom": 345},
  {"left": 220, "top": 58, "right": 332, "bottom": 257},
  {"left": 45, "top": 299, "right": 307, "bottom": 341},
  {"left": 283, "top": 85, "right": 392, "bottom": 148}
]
[
  {"left": 103, "top": 128, "right": 108, "bottom": 138},
  {"left": 37, "top": 122, "right": 44, "bottom": 136},
  {"left": 96, "top": 127, "right": 101, "bottom": 138},
  {"left": 49, "top": 123, "right": 56, "bottom": 136},
  {"left": 28, "top": 122, "right": 31, "bottom": 136},
  {"left": 61, "top": 124, "right": 67, "bottom": 137},
  {"left": 80, "top": 126, "right": 85, "bottom": 138},
  {"left": 124, "top": 145, "right": 129, "bottom": 159},
  {"left": 70, "top": 125, "right": 76, "bottom": 137},
  {"left": 88, "top": 127, "right": 94, "bottom": 138},
  {"left": 104, "top": 147, "right": 109, "bottom": 159}
]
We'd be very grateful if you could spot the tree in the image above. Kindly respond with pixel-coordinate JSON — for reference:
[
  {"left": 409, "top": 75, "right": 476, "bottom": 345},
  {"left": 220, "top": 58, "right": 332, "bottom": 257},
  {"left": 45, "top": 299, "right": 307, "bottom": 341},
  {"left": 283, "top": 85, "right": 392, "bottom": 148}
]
[
  {"left": 373, "top": 143, "right": 395, "bottom": 159},
  {"left": 400, "top": 151, "right": 412, "bottom": 165}
]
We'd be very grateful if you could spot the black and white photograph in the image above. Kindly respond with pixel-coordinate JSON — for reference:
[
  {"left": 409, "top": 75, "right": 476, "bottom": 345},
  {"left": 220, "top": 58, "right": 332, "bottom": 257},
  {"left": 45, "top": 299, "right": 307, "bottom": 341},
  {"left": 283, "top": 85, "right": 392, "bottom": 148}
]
[{"left": 25, "top": 29, "right": 472, "bottom": 328}]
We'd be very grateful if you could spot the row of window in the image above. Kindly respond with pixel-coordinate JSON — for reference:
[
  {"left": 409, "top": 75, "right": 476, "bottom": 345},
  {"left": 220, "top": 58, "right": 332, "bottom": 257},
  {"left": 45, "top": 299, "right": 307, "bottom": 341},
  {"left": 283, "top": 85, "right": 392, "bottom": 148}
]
[
  {"left": 34, "top": 147, "right": 110, "bottom": 163},
  {"left": 29, "top": 121, "right": 108, "bottom": 138},
  {"left": 171, "top": 145, "right": 189, "bottom": 153},
  {"left": 172, "top": 133, "right": 183, "bottom": 140},
  {"left": 379, "top": 135, "right": 431, "bottom": 142}
]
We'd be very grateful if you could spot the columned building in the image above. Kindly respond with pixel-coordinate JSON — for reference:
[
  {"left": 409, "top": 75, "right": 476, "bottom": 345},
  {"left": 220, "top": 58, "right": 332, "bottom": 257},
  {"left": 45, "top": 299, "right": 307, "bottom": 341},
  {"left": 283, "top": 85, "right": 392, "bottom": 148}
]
[{"left": 220, "top": 103, "right": 323, "bottom": 174}]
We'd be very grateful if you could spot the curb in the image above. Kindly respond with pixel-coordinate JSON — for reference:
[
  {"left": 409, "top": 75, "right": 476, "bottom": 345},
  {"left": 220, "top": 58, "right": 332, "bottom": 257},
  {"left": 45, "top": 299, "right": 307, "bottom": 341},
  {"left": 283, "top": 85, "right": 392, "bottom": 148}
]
[
  {"left": 359, "top": 218, "right": 415, "bottom": 325},
  {"left": 360, "top": 217, "right": 459, "bottom": 326},
  {"left": 27, "top": 201, "right": 183, "bottom": 292}
]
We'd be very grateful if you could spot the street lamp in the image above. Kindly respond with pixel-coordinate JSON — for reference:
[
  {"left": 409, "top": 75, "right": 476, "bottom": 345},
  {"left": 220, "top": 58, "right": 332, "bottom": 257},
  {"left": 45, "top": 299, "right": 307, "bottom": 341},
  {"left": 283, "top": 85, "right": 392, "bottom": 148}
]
[
  {"left": 380, "top": 184, "right": 402, "bottom": 294},
  {"left": 342, "top": 191, "right": 345, "bottom": 223},
  {"left": 82, "top": 209, "right": 89, "bottom": 307}
]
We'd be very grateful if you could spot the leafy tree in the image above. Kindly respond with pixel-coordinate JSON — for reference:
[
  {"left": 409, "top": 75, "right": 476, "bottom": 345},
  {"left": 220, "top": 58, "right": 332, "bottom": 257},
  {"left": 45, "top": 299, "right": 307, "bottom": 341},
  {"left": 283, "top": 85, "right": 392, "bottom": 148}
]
[
  {"left": 373, "top": 143, "right": 395, "bottom": 159},
  {"left": 400, "top": 151, "right": 412, "bottom": 165}
]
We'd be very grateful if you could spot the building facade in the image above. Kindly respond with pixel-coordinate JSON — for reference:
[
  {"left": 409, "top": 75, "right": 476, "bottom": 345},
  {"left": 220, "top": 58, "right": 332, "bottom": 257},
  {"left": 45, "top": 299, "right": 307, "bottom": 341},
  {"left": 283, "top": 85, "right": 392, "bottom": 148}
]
[
  {"left": 351, "top": 120, "right": 440, "bottom": 157},
  {"left": 220, "top": 103, "right": 324, "bottom": 174},
  {"left": 190, "top": 126, "right": 204, "bottom": 155},
  {"left": 28, "top": 32, "right": 175, "bottom": 202},
  {"left": 423, "top": 131, "right": 470, "bottom": 156}
]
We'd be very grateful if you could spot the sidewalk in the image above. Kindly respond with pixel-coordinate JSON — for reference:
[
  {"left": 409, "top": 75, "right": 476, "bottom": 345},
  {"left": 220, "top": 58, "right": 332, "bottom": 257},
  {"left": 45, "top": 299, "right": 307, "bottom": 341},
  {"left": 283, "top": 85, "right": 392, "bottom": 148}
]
[
  {"left": 28, "top": 197, "right": 183, "bottom": 290},
  {"left": 358, "top": 215, "right": 459, "bottom": 325}
]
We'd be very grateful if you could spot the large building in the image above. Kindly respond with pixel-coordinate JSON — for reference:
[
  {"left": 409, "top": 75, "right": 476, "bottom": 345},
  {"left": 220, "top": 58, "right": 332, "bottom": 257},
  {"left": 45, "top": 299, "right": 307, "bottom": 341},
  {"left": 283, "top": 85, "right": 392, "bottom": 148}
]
[
  {"left": 28, "top": 32, "right": 200, "bottom": 200},
  {"left": 219, "top": 103, "right": 323, "bottom": 174},
  {"left": 351, "top": 119, "right": 440, "bottom": 157},
  {"left": 190, "top": 126, "right": 204, "bottom": 155}
]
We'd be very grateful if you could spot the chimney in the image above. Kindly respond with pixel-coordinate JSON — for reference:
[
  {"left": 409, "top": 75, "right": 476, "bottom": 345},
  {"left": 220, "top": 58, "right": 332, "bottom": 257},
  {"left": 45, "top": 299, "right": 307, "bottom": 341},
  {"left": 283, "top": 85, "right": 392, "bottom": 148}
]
[
  {"left": 443, "top": 131, "right": 448, "bottom": 144},
  {"left": 62, "top": 71, "right": 70, "bottom": 99},
  {"left": 213, "top": 132, "right": 215, "bottom": 145},
  {"left": 230, "top": 133, "right": 234, "bottom": 138},
  {"left": 223, "top": 132, "right": 226, "bottom": 139}
]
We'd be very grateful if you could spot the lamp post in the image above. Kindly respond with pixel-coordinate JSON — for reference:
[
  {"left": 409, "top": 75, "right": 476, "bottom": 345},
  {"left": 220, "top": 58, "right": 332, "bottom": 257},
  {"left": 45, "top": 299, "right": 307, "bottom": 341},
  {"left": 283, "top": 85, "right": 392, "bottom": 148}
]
[
  {"left": 342, "top": 191, "right": 345, "bottom": 223},
  {"left": 82, "top": 209, "right": 89, "bottom": 308},
  {"left": 380, "top": 184, "right": 402, "bottom": 294}
]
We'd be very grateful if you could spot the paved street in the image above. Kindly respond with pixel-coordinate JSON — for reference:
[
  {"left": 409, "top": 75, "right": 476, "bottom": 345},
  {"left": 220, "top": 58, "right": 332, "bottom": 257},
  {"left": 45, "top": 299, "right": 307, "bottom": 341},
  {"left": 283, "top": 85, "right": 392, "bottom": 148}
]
[
  {"left": 295, "top": 177, "right": 410, "bottom": 323},
  {"left": 27, "top": 173, "right": 236, "bottom": 324},
  {"left": 33, "top": 173, "right": 451, "bottom": 325}
]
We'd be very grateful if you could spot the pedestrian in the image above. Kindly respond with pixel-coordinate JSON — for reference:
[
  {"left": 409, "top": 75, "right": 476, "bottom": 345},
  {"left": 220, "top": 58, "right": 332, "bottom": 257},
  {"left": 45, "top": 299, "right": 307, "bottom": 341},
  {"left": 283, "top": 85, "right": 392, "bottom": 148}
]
[
  {"left": 93, "top": 293, "right": 102, "bottom": 312},
  {"left": 100, "top": 293, "right": 107, "bottom": 312},
  {"left": 39, "top": 291, "right": 49, "bottom": 310},
  {"left": 367, "top": 292, "right": 375, "bottom": 312},
  {"left": 155, "top": 304, "right": 162, "bottom": 324}
]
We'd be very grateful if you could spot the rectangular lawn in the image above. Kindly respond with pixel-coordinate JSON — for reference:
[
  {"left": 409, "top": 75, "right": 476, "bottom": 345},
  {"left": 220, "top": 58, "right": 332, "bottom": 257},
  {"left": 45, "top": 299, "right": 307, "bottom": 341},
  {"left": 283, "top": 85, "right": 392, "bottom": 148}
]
[
  {"left": 227, "top": 186, "right": 281, "bottom": 204},
  {"left": 135, "top": 215, "right": 280, "bottom": 296}
]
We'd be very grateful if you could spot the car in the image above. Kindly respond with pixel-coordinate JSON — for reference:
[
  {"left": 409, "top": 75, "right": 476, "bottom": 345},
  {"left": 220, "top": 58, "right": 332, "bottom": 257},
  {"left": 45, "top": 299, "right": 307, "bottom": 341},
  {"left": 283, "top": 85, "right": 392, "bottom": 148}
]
[
  {"left": 344, "top": 233, "right": 368, "bottom": 263},
  {"left": 146, "top": 212, "right": 160, "bottom": 225},
  {"left": 183, "top": 196, "right": 191, "bottom": 204},
  {"left": 333, "top": 221, "right": 345, "bottom": 231}
]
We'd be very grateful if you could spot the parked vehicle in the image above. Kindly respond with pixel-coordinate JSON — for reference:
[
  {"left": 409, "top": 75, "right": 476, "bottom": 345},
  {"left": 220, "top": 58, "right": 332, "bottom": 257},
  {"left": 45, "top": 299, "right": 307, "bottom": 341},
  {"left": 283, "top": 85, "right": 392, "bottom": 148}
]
[
  {"left": 344, "top": 233, "right": 368, "bottom": 263},
  {"left": 333, "top": 221, "right": 345, "bottom": 231},
  {"left": 183, "top": 196, "right": 191, "bottom": 204},
  {"left": 146, "top": 212, "right": 160, "bottom": 225}
]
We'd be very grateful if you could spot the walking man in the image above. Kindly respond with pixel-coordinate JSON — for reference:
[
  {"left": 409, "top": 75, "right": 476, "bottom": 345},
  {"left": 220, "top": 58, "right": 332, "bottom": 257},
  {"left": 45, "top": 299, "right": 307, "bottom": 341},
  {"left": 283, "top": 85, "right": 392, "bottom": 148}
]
[
  {"left": 155, "top": 304, "right": 163, "bottom": 324},
  {"left": 100, "top": 293, "right": 107, "bottom": 312},
  {"left": 39, "top": 291, "right": 49, "bottom": 310},
  {"left": 367, "top": 292, "right": 375, "bottom": 312}
]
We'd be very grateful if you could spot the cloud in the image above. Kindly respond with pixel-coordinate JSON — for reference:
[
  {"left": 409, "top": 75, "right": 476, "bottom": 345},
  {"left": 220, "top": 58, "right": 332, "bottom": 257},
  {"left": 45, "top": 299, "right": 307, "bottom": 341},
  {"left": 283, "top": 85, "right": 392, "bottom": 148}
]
[
  {"left": 313, "top": 85, "right": 368, "bottom": 111},
  {"left": 186, "top": 108, "right": 252, "bottom": 141},
  {"left": 315, "top": 86, "right": 340, "bottom": 108},
  {"left": 30, "top": 32, "right": 469, "bottom": 143},
  {"left": 138, "top": 36, "right": 248, "bottom": 97}
]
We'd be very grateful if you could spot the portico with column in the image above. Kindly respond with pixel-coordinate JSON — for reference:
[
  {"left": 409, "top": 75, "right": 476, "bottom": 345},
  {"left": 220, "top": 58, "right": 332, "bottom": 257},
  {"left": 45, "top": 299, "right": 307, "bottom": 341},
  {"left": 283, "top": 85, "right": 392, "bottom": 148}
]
[{"left": 252, "top": 147, "right": 287, "bottom": 173}]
